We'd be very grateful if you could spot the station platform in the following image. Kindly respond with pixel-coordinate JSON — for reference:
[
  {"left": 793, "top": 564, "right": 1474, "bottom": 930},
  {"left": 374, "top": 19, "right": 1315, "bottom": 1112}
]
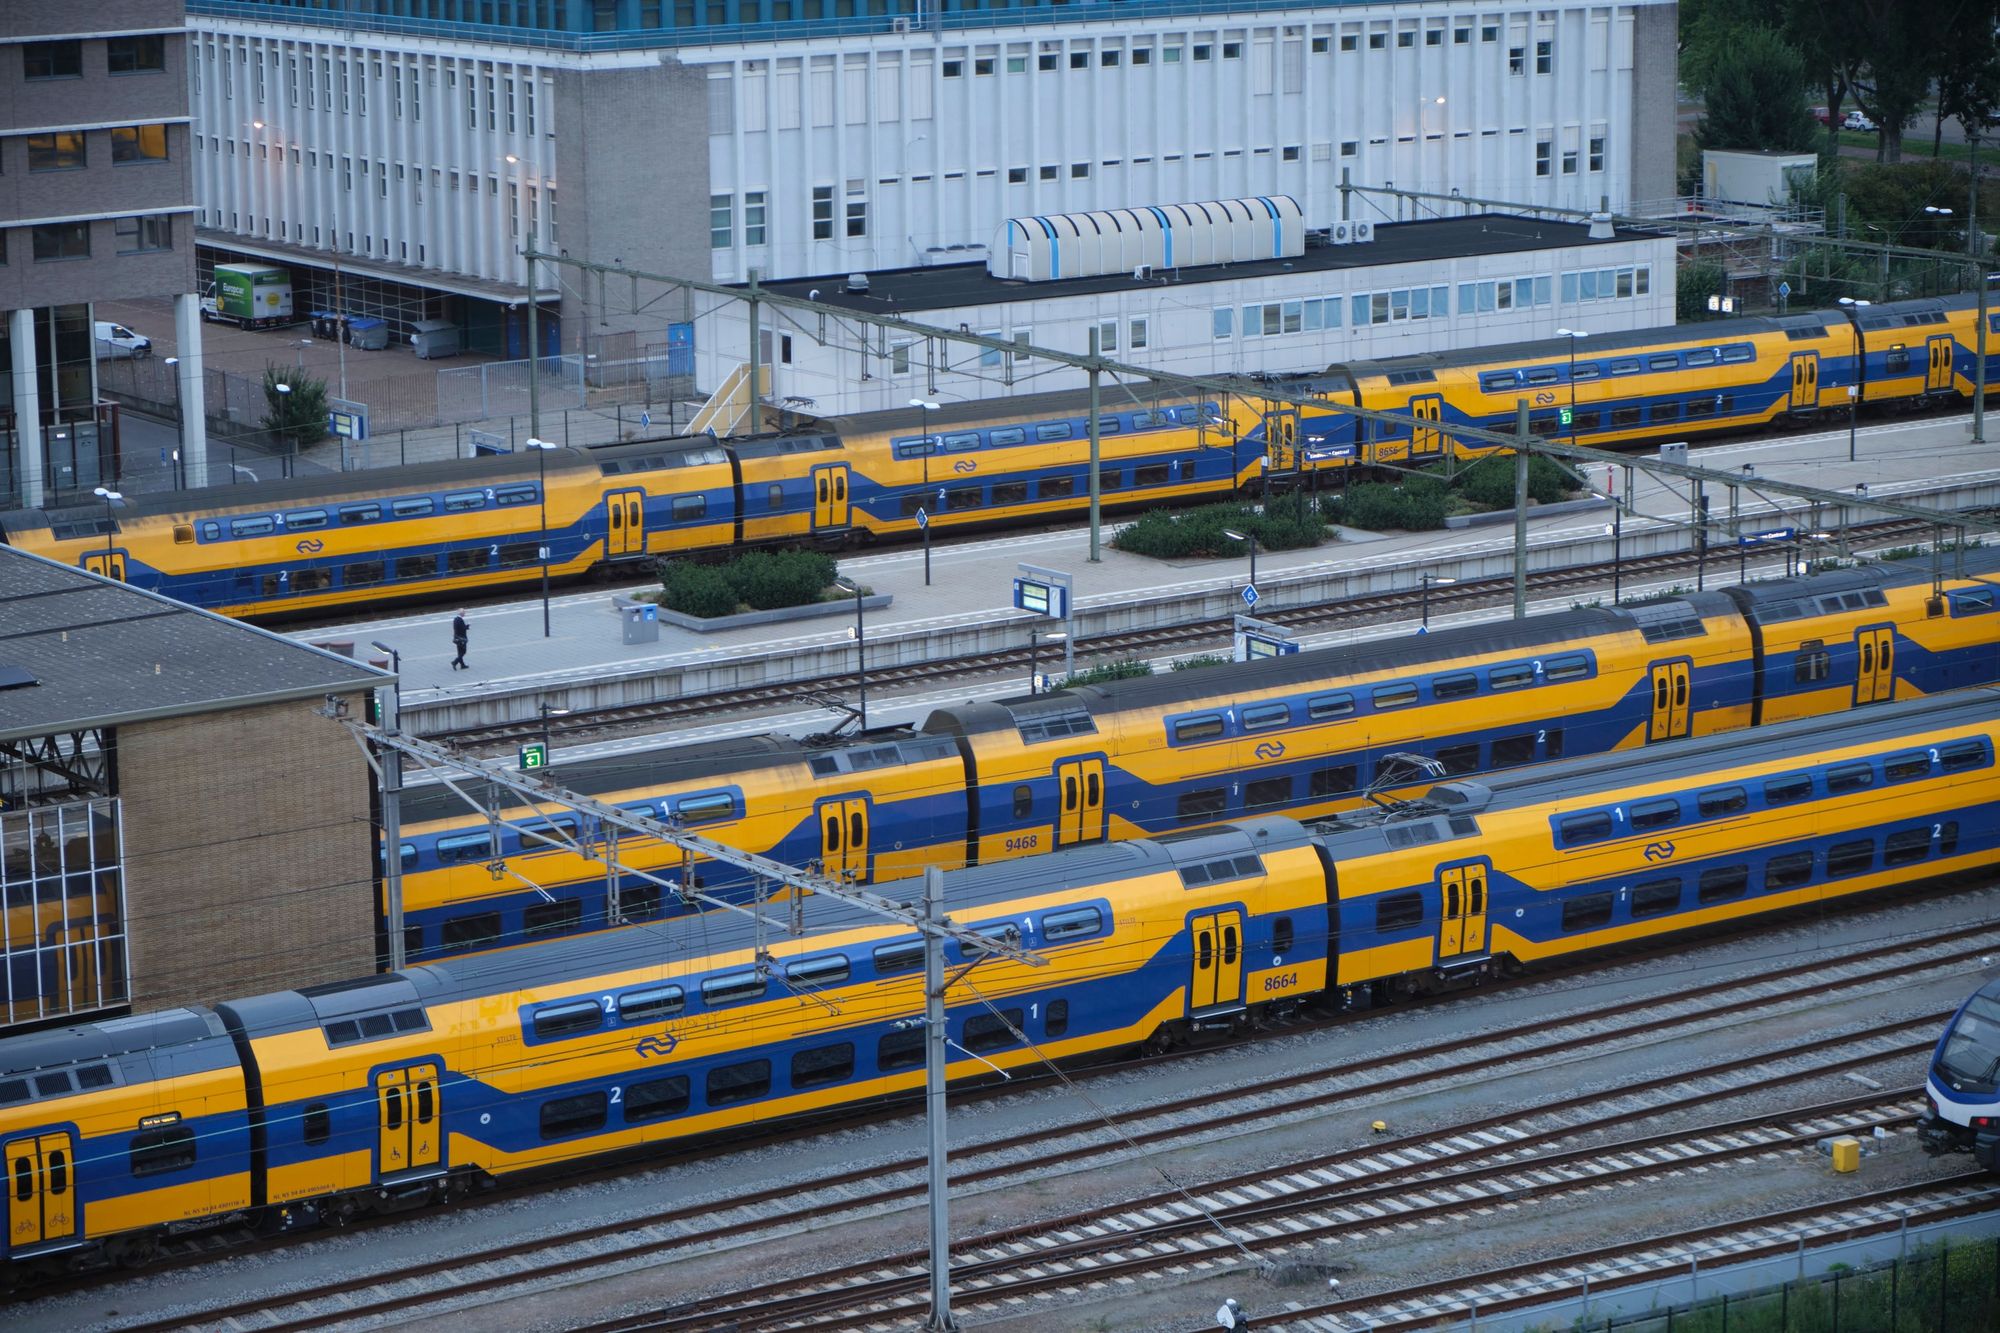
[{"left": 298, "top": 412, "right": 2000, "bottom": 741}]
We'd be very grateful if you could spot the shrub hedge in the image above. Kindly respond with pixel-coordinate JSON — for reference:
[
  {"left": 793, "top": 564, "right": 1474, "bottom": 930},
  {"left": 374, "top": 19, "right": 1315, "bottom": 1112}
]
[
  {"left": 1112, "top": 495, "right": 1330, "bottom": 560},
  {"left": 1323, "top": 475, "right": 1455, "bottom": 531},
  {"left": 657, "top": 549, "right": 841, "bottom": 617}
]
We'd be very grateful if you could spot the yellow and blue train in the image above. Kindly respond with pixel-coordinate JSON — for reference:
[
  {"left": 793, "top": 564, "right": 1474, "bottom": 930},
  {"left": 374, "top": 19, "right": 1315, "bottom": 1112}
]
[
  {"left": 7, "top": 687, "right": 1998, "bottom": 1276},
  {"left": 388, "top": 553, "right": 2000, "bottom": 963},
  {"left": 1919, "top": 977, "right": 2000, "bottom": 1171},
  {"left": 0, "top": 292, "right": 1988, "bottom": 618}
]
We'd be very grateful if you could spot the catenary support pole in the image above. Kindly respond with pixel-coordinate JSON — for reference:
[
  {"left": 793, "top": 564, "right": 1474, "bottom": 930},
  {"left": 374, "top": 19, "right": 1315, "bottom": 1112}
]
[
  {"left": 1976, "top": 267, "right": 1988, "bottom": 445},
  {"left": 375, "top": 656, "right": 406, "bottom": 971},
  {"left": 1513, "top": 400, "right": 1530, "bottom": 621},
  {"left": 1088, "top": 326, "right": 1102, "bottom": 563},
  {"left": 922, "top": 865, "right": 958, "bottom": 1331},
  {"left": 526, "top": 231, "right": 542, "bottom": 445}
]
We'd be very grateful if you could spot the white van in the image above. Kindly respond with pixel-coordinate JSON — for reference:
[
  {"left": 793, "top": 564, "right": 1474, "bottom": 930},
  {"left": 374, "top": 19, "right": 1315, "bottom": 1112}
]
[{"left": 93, "top": 321, "right": 152, "bottom": 359}]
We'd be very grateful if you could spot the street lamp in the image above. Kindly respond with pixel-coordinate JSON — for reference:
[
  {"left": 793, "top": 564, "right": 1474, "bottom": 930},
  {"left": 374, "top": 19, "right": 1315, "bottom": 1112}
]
[
  {"left": 1837, "top": 297, "right": 1871, "bottom": 462},
  {"left": 538, "top": 702, "right": 570, "bottom": 759},
  {"left": 1555, "top": 328, "right": 1587, "bottom": 446},
  {"left": 526, "top": 438, "right": 559, "bottom": 637},
  {"left": 1028, "top": 628, "right": 1067, "bottom": 695},
  {"left": 273, "top": 381, "right": 294, "bottom": 478},
  {"left": 163, "top": 356, "right": 184, "bottom": 489},
  {"left": 833, "top": 576, "right": 867, "bottom": 728},
  {"left": 1220, "top": 527, "right": 1258, "bottom": 592},
  {"left": 91, "top": 486, "right": 121, "bottom": 574},
  {"left": 293, "top": 337, "right": 312, "bottom": 370},
  {"left": 1420, "top": 572, "right": 1455, "bottom": 630}
]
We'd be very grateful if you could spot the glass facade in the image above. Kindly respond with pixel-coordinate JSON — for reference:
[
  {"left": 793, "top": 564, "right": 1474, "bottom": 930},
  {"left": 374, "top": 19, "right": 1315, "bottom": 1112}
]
[{"left": 1, "top": 798, "right": 128, "bottom": 1027}]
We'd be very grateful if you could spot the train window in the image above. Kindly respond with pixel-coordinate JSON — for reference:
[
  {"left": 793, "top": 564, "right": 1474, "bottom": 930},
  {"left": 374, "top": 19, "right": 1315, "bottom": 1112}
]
[
  {"left": 991, "top": 481, "right": 1029, "bottom": 506},
  {"left": 1794, "top": 640, "right": 1831, "bottom": 683},
  {"left": 1611, "top": 406, "right": 1642, "bottom": 427},
  {"left": 942, "top": 433, "right": 981, "bottom": 451},
  {"left": 1570, "top": 362, "right": 1601, "bottom": 381},
  {"left": 1764, "top": 851, "right": 1815, "bottom": 890},
  {"left": 1685, "top": 398, "right": 1717, "bottom": 419},
  {"left": 1045, "top": 999, "right": 1070, "bottom": 1038},
  {"left": 1099, "top": 468, "right": 1125, "bottom": 490},
  {"left": 342, "top": 560, "right": 384, "bottom": 587},
  {"left": 1697, "top": 865, "right": 1749, "bottom": 904},
  {"left": 1012, "top": 785, "right": 1033, "bottom": 818},
  {"left": 878, "top": 1027, "right": 925, "bottom": 1071},
  {"left": 1178, "top": 788, "right": 1228, "bottom": 821},
  {"left": 1648, "top": 354, "right": 1679, "bottom": 372},
  {"left": 1940, "top": 821, "right": 1960, "bottom": 855},
  {"left": 1134, "top": 464, "right": 1171, "bottom": 487},
  {"left": 671, "top": 496, "right": 707, "bottom": 522},
  {"left": 539, "top": 1091, "right": 608, "bottom": 1139},
  {"left": 989, "top": 427, "right": 1027, "bottom": 446},
  {"left": 435, "top": 832, "right": 494, "bottom": 865},
  {"left": 1432, "top": 673, "right": 1478, "bottom": 700},
  {"left": 702, "top": 971, "right": 767, "bottom": 1007},
  {"left": 494, "top": 484, "right": 538, "bottom": 506},
  {"left": 1631, "top": 877, "right": 1681, "bottom": 918},
  {"left": 446, "top": 548, "right": 488, "bottom": 573},
  {"left": 1884, "top": 827, "right": 1933, "bottom": 867},
  {"left": 963, "top": 1009, "right": 1024, "bottom": 1054},
  {"left": 302, "top": 1103, "right": 330, "bottom": 1145},
  {"left": 199, "top": 521, "right": 221, "bottom": 541},
  {"left": 1246, "top": 776, "right": 1291, "bottom": 809},
  {"left": 676, "top": 793, "right": 737, "bottom": 823},
  {"left": 232, "top": 516, "right": 275, "bottom": 537},
  {"left": 1558, "top": 812, "right": 1614, "bottom": 844},
  {"left": 1952, "top": 588, "right": 1997, "bottom": 614},
  {"left": 1696, "top": 787, "right": 1748, "bottom": 817},
  {"left": 1886, "top": 347, "right": 1911, "bottom": 375},
  {"left": 947, "top": 485, "right": 982, "bottom": 510},
  {"left": 1629, "top": 799, "right": 1679, "bottom": 831},
  {"left": 619, "top": 985, "right": 685, "bottom": 1022},
  {"left": 533, "top": 1000, "right": 603, "bottom": 1040},
  {"left": 441, "top": 912, "right": 501, "bottom": 951},
  {"left": 1573, "top": 410, "right": 1603, "bottom": 431},
  {"left": 707, "top": 1060, "right": 772, "bottom": 1106},
  {"left": 1130, "top": 412, "right": 1156, "bottom": 429},
  {"left": 1685, "top": 348, "right": 1720, "bottom": 367},
  {"left": 1039, "top": 476, "right": 1076, "bottom": 499},
  {"left": 130, "top": 1127, "right": 198, "bottom": 1177},
  {"left": 1826, "top": 839, "right": 1874, "bottom": 877},
  {"left": 395, "top": 555, "right": 435, "bottom": 580},
  {"left": 291, "top": 569, "right": 332, "bottom": 593},
  {"left": 1826, "top": 763, "right": 1874, "bottom": 795},
  {"left": 443, "top": 491, "right": 486, "bottom": 512},
  {"left": 1722, "top": 345, "right": 1754, "bottom": 363},
  {"left": 1762, "top": 774, "right": 1813, "bottom": 805},
  {"left": 1375, "top": 892, "right": 1424, "bottom": 932},
  {"left": 1272, "top": 917, "right": 1294, "bottom": 953},
  {"left": 288, "top": 509, "right": 329, "bottom": 530},
  {"left": 792, "top": 1042, "right": 855, "bottom": 1089},
  {"left": 1242, "top": 702, "right": 1291, "bottom": 731},
  {"left": 623, "top": 1075, "right": 691, "bottom": 1123},
  {"left": 1939, "top": 741, "right": 1988, "bottom": 772},
  {"left": 1490, "top": 734, "right": 1537, "bottom": 768},
  {"left": 1884, "top": 752, "right": 1933, "bottom": 783},
  {"left": 1174, "top": 715, "right": 1226, "bottom": 743},
  {"left": 1036, "top": 423, "right": 1073, "bottom": 441},
  {"left": 1524, "top": 367, "right": 1559, "bottom": 386},
  {"left": 786, "top": 954, "right": 851, "bottom": 989},
  {"left": 497, "top": 542, "right": 539, "bottom": 568},
  {"left": 1478, "top": 371, "right": 1518, "bottom": 392},
  {"left": 764, "top": 484, "right": 784, "bottom": 511},
  {"left": 895, "top": 441, "right": 934, "bottom": 460},
  {"left": 1043, "top": 907, "right": 1103, "bottom": 941},
  {"left": 392, "top": 498, "right": 435, "bottom": 518},
  {"left": 874, "top": 941, "right": 925, "bottom": 976},
  {"left": 1096, "top": 417, "right": 1123, "bottom": 434},
  {"left": 1488, "top": 664, "right": 1533, "bottom": 690},
  {"left": 1372, "top": 683, "right": 1418, "bottom": 709},
  {"left": 1308, "top": 764, "right": 1359, "bottom": 798},
  {"left": 1435, "top": 744, "right": 1480, "bottom": 775},
  {"left": 339, "top": 503, "right": 381, "bottom": 524},
  {"left": 1544, "top": 655, "right": 1591, "bottom": 681},
  {"left": 523, "top": 900, "right": 583, "bottom": 938},
  {"left": 621, "top": 885, "right": 665, "bottom": 921},
  {"left": 1561, "top": 892, "right": 1615, "bottom": 932},
  {"left": 900, "top": 495, "right": 929, "bottom": 518},
  {"left": 1308, "top": 692, "right": 1355, "bottom": 719}
]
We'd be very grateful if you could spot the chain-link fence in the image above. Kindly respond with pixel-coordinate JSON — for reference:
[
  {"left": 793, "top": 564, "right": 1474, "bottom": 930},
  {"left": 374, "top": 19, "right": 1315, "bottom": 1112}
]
[{"left": 435, "top": 354, "right": 587, "bottom": 423}]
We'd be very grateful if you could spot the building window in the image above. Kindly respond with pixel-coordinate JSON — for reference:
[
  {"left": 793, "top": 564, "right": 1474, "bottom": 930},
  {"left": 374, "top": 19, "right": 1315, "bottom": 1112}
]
[
  {"left": 975, "top": 56, "right": 994, "bottom": 75},
  {"left": 23, "top": 40, "right": 82, "bottom": 80},
  {"left": 1536, "top": 139, "right": 1552, "bottom": 177},
  {"left": 1589, "top": 134, "right": 1606, "bottom": 172},
  {"left": 1130, "top": 317, "right": 1148, "bottom": 350},
  {"left": 107, "top": 35, "right": 166, "bottom": 75},
  {"left": 845, "top": 194, "right": 867, "bottom": 237},
  {"left": 1096, "top": 319, "right": 1117, "bottom": 352},
  {"left": 942, "top": 59, "right": 962, "bottom": 78},
  {"left": 1509, "top": 44, "right": 1527, "bottom": 75},
  {"left": 744, "top": 190, "right": 767, "bottom": 246},
  {"left": 1071, "top": 162, "right": 1090, "bottom": 178},
  {"left": 115, "top": 214, "right": 172, "bottom": 253},
  {"left": 28, "top": 132, "right": 84, "bottom": 172},
  {"left": 1039, "top": 164, "right": 1058, "bottom": 181},
  {"left": 1007, "top": 166, "right": 1027, "bottom": 184},
  {"left": 1212, "top": 307, "right": 1233, "bottom": 339},
  {"left": 32, "top": 222, "right": 89, "bottom": 261},
  {"left": 709, "top": 193, "right": 732, "bottom": 248},
  {"left": 812, "top": 185, "right": 833, "bottom": 240},
  {"left": 112, "top": 125, "right": 170, "bottom": 165},
  {"left": 1562, "top": 145, "right": 1578, "bottom": 174},
  {"left": 1536, "top": 39, "right": 1553, "bottom": 74}
]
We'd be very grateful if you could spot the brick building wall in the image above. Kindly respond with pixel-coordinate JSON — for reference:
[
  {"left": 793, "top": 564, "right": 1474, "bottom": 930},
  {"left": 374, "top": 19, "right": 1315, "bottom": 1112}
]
[{"left": 117, "top": 692, "right": 374, "bottom": 1010}]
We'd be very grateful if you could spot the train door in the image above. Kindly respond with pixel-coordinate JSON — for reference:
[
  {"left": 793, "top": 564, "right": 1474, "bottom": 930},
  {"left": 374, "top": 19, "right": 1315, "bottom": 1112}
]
[
  {"left": 1854, "top": 626, "right": 1896, "bottom": 704},
  {"left": 1410, "top": 394, "right": 1446, "bottom": 460},
  {"left": 374, "top": 1064, "right": 442, "bottom": 1178},
  {"left": 1188, "top": 910, "right": 1246, "bottom": 1012},
  {"left": 1927, "top": 334, "right": 1955, "bottom": 394},
  {"left": 1262, "top": 410, "right": 1299, "bottom": 477},
  {"left": 81, "top": 551, "right": 126, "bottom": 582},
  {"left": 1787, "top": 352, "right": 1819, "bottom": 413},
  {"left": 1053, "top": 758, "right": 1105, "bottom": 847},
  {"left": 5, "top": 1132, "right": 76, "bottom": 1248},
  {"left": 1646, "top": 660, "right": 1692, "bottom": 742},
  {"left": 818, "top": 796, "right": 871, "bottom": 881},
  {"left": 604, "top": 487, "right": 646, "bottom": 559},
  {"left": 811, "top": 464, "right": 851, "bottom": 532},
  {"left": 1437, "top": 863, "right": 1489, "bottom": 960}
]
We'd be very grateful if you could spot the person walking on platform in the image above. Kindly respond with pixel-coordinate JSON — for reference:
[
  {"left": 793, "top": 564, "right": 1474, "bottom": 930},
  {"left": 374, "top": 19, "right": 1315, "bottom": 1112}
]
[{"left": 450, "top": 610, "right": 470, "bottom": 670}]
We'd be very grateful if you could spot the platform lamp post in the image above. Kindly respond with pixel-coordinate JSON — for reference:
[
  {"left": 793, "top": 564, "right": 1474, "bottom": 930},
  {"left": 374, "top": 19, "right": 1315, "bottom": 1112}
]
[
  {"left": 910, "top": 398, "right": 939, "bottom": 585},
  {"left": 527, "top": 438, "right": 558, "bottom": 637},
  {"left": 162, "top": 356, "right": 184, "bottom": 489},
  {"left": 834, "top": 576, "right": 868, "bottom": 728},
  {"left": 1836, "top": 297, "right": 1871, "bottom": 462},
  {"left": 538, "top": 702, "right": 570, "bottom": 759},
  {"left": 272, "top": 381, "right": 295, "bottom": 478},
  {"left": 91, "top": 486, "right": 121, "bottom": 573},
  {"left": 1555, "top": 328, "right": 1587, "bottom": 445},
  {"left": 1028, "top": 628, "right": 1066, "bottom": 695},
  {"left": 1220, "top": 527, "right": 1259, "bottom": 592},
  {"left": 1420, "top": 572, "right": 1455, "bottom": 630}
]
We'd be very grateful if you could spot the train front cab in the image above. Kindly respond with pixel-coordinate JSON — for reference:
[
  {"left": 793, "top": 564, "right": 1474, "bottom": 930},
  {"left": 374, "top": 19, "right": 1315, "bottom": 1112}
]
[{"left": 1920, "top": 978, "right": 2000, "bottom": 1169}]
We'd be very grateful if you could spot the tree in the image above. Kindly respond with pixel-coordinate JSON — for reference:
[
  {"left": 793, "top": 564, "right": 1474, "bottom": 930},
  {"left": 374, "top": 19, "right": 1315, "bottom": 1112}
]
[
  {"left": 261, "top": 365, "right": 329, "bottom": 455},
  {"left": 1678, "top": 259, "right": 1730, "bottom": 322},
  {"left": 1693, "top": 27, "right": 1819, "bottom": 155},
  {"left": 1679, "top": 0, "right": 1789, "bottom": 101},
  {"left": 1843, "top": 0, "right": 1956, "bottom": 163}
]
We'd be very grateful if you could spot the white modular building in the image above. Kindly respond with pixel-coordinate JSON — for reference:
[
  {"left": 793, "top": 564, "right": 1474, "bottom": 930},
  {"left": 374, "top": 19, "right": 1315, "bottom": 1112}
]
[
  {"left": 185, "top": 0, "right": 1680, "bottom": 354},
  {"left": 694, "top": 212, "right": 1678, "bottom": 416}
]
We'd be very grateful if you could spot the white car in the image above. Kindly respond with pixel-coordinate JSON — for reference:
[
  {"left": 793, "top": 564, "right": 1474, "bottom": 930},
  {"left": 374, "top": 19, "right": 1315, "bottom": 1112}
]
[
  {"left": 1844, "top": 110, "right": 1878, "bottom": 132},
  {"left": 93, "top": 321, "right": 151, "bottom": 359}
]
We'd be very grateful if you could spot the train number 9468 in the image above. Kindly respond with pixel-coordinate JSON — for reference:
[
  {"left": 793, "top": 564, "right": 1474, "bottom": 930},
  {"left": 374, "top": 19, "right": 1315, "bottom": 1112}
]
[{"left": 1004, "top": 835, "right": 1040, "bottom": 852}]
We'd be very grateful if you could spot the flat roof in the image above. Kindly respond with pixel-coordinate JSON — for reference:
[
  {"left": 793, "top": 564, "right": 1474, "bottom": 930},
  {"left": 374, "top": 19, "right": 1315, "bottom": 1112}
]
[
  {"left": 745, "top": 213, "right": 1666, "bottom": 314},
  {"left": 0, "top": 548, "right": 386, "bottom": 743}
]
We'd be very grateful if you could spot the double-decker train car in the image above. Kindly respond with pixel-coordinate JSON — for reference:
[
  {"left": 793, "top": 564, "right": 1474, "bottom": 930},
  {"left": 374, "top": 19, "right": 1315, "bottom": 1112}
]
[
  {"left": 1919, "top": 977, "right": 2000, "bottom": 1170},
  {"left": 2, "top": 292, "right": 1989, "bottom": 620},
  {"left": 388, "top": 555, "right": 2000, "bottom": 963},
  {"left": 7, "top": 689, "right": 1996, "bottom": 1277}
]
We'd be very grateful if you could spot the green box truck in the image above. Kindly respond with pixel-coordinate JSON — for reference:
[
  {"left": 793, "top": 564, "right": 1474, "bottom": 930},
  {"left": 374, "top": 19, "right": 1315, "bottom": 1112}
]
[{"left": 200, "top": 263, "right": 296, "bottom": 329}]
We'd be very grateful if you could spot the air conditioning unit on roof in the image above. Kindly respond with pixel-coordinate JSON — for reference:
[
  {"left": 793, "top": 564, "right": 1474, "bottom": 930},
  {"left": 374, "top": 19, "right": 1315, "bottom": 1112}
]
[
  {"left": 1329, "top": 221, "right": 1354, "bottom": 245},
  {"left": 1352, "top": 220, "right": 1376, "bottom": 244},
  {"left": 891, "top": 16, "right": 910, "bottom": 33}
]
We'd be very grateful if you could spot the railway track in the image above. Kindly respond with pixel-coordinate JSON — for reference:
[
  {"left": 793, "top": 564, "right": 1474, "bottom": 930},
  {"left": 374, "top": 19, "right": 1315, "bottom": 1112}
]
[
  {"left": 435, "top": 509, "right": 1984, "bottom": 750},
  {"left": 105, "top": 916, "right": 2000, "bottom": 1331}
]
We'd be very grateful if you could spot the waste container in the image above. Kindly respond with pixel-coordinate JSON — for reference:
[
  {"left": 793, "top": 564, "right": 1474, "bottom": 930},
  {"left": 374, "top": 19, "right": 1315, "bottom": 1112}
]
[
  {"left": 346, "top": 317, "right": 389, "bottom": 350},
  {"left": 622, "top": 603, "right": 660, "bottom": 645},
  {"left": 410, "top": 319, "right": 461, "bottom": 360}
]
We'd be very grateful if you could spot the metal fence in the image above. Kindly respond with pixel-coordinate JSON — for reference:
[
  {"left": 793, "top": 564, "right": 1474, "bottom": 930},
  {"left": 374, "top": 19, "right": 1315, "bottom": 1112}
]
[{"left": 435, "top": 354, "right": 587, "bottom": 424}]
